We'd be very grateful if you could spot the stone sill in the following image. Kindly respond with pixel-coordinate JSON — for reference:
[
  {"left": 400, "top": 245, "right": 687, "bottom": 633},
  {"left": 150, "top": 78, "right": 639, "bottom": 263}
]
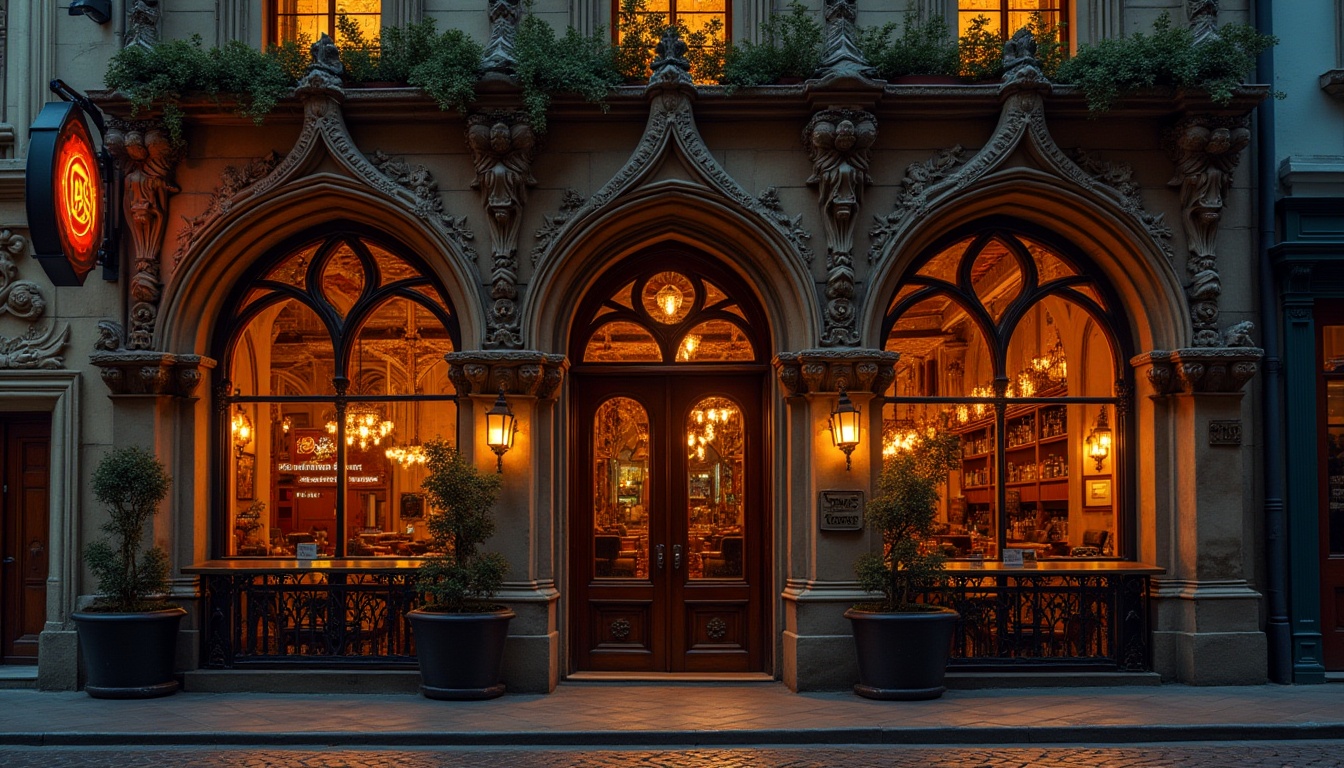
[
  {"left": 1321, "top": 69, "right": 1344, "bottom": 99},
  {"left": 86, "top": 82, "right": 1271, "bottom": 126}
]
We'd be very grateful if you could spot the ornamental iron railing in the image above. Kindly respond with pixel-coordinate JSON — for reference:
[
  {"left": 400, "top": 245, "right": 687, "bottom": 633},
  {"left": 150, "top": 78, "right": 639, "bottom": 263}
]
[
  {"left": 920, "top": 572, "right": 1151, "bottom": 671},
  {"left": 201, "top": 571, "right": 420, "bottom": 667}
]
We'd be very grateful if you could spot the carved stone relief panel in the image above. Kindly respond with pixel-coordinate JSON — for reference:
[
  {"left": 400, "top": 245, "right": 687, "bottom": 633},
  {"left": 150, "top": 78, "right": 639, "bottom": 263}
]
[
  {"left": 0, "top": 230, "right": 68, "bottom": 369},
  {"left": 467, "top": 111, "right": 536, "bottom": 350}
]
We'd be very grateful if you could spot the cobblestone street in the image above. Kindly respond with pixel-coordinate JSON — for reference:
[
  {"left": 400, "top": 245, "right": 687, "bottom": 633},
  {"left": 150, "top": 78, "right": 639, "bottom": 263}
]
[{"left": 1, "top": 743, "right": 1342, "bottom": 767}]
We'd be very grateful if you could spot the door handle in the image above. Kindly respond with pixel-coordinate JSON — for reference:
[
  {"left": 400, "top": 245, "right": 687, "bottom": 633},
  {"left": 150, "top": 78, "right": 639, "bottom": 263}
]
[
  {"left": 1, "top": 557, "right": 13, "bottom": 564},
  {"left": 673, "top": 544, "right": 683, "bottom": 570},
  {"left": 656, "top": 544, "right": 665, "bottom": 571}
]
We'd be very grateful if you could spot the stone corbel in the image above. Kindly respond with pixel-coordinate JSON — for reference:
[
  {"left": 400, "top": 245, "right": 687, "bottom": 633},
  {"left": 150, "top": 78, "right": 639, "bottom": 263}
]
[
  {"left": 445, "top": 351, "right": 568, "bottom": 401},
  {"left": 106, "top": 118, "right": 182, "bottom": 351},
  {"left": 804, "top": 109, "right": 875, "bottom": 348},
  {"left": 773, "top": 349, "right": 898, "bottom": 397},
  {"left": 1166, "top": 114, "right": 1251, "bottom": 348},
  {"left": 467, "top": 112, "right": 537, "bottom": 350},
  {"left": 1131, "top": 342, "right": 1262, "bottom": 397},
  {"left": 91, "top": 349, "right": 216, "bottom": 398}
]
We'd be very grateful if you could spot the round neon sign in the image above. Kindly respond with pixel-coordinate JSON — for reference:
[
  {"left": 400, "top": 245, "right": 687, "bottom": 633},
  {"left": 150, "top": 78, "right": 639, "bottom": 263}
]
[{"left": 53, "top": 117, "right": 102, "bottom": 276}]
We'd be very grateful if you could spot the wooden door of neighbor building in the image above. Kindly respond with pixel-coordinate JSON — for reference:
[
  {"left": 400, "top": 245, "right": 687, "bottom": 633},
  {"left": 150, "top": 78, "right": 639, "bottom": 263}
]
[
  {"left": 0, "top": 414, "right": 50, "bottom": 664},
  {"left": 1318, "top": 316, "right": 1344, "bottom": 669},
  {"left": 572, "top": 372, "right": 765, "bottom": 673}
]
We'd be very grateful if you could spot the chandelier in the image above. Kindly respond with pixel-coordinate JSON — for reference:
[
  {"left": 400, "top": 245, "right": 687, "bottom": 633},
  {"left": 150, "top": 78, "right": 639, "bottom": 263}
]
[
  {"left": 687, "top": 403, "right": 737, "bottom": 462},
  {"left": 386, "top": 441, "right": 427, "bottom": 468},
  {"left": 327, "top": 403, "right": 394, "bottom": 451}
]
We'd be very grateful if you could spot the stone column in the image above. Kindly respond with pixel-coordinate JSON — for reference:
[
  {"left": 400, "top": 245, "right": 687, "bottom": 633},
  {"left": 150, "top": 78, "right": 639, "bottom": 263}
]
[
  {"left": 89, "top": 350, "right": 216, "bottom": 674},
  {"left": 1132, "top": 347, "right": 1267, "bottom": 684},
  {"left": 773, "top": 349, "right": 896, "bottom": 691},
  {"left": 446, "top": 350, "right": 567, "bottom": 693}
]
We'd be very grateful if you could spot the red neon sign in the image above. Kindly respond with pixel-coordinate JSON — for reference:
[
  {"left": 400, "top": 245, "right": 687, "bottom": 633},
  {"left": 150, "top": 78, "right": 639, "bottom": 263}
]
[{"left": 53, "top": 117, "right": 101, "bottom": 276}]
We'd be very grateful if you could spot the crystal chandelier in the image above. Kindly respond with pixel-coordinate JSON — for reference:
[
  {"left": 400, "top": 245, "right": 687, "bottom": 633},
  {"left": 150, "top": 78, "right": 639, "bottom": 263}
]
[{"left": 327, "top": 403, "right": 393, "bottom": 451}]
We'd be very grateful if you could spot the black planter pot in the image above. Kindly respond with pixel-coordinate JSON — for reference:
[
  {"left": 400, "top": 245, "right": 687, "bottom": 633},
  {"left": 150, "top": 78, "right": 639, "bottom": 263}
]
[
  {"left": 844, "top": 607, "right": 959, "bottom": 700},
  {"left": 408, "top": 607, "right": 514, "bottom": 700},
  {"left": 72, "top": 607, "right": 186, "bottom": 699}
]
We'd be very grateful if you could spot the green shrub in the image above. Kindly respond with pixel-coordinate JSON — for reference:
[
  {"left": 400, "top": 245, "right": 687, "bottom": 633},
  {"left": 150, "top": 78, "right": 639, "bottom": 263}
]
[
  {"left": 514, "top": 8, "right": 622, "bottom": 132},
  {"left": 957, "top": 14, "right": 1003, "bottom": 81},
  {"left": 1024, "top": 11, "right": 1067, "bottom": 80},
  {"left": 1055, "top": 11, "right": 1276, "bottom": 112},
  {"left": 863, "top": 8, "right": 959, "bottom": 79},
  {"left": 406, "top": 25, "right": 485, "bottom": 114},
  {"left": 854, "top": 432, "right": 961, "bottom": 611},
  {"left": 83, "top": 447, "right": 174, "bottom": 613},
  {"left": 415, "top": 441, "right": 509, "bottom": 613},
  {"left": 722, "top": 1, "right": 823, "bottom": 87},
  {"left": 336, "top": 13, "right": 381, "bottom": 83}
]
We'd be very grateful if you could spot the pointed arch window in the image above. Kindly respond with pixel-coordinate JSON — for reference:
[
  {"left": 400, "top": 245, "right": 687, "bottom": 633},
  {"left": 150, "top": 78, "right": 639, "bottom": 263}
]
[
  {"left": 216, "top": 229, "right": 460, "bottom": 559},
  {"left": 881, "top": 223, "right": 1131, "bottom": 562}
]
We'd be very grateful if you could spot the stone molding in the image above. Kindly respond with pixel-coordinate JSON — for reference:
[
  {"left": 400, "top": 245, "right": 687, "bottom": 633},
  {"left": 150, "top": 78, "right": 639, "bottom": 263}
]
[
  {"left": 1131, "top": 346, "right": 1262, "bottom": 396},
  {"left": 805, "top": 109, "right": 875, "bottom": 348},
  {"left": 0, "top": 230, "right": 68, "bottom": 369},
  {"left": 170, "top": 36, "right": 476, "bottom": 271},
  {"left": 91, "top": 351, "right": 217, "bottom": 398},
  {"left": 0, "top": 229, "right": 44, "bottom": 321},
  {"left": 1166, "top": 114, "right": 1251, "bottom": 347},
  {"left": 772, "top": 348, "right": 897, "bottom": 397},
  {"left": 445, "top": 350, "right": 568, "bottom": 401},
  {"left": 868, "top": 84, "right": 1173, "bottom": 268},
  {"left": 107, "top": 118, "right": 180, "bottom": 351},
  {"left": 467, "top": 111, "right": 537, "bottom": 350}
]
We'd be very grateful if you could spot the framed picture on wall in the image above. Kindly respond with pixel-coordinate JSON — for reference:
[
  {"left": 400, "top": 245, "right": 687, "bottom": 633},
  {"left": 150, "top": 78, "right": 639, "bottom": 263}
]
[
  {"left": 236, "top": 452, "right": 255, "bottom": 501},
  {"left": 1085, "top": 478, "right": 1112, "bottom": 507},
  {"left": 400, "top": 492, "right": 424, "bottom": 520}
]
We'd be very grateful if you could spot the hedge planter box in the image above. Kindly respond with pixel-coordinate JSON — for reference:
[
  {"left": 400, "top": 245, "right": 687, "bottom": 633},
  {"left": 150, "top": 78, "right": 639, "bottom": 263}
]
[
  {"left": 73, "top": 607, "right": 186, "bottom": 699},
  {"left": 408, "top": 607, "right": 514, "bottom": 700}
]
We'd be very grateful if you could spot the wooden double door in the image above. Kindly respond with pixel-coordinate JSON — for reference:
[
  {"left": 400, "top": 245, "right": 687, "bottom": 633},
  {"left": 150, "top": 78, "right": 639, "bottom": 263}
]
[
  {"left": 0, "top": 414, "right": 50, "bottom": 664},
  {"left": 572, "top": 372, "right": 766, "bottom": 673}
]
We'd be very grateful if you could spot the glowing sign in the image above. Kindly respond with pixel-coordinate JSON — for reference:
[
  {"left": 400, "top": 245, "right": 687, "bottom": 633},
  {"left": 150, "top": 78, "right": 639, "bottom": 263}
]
[{"left": 26, "top": 101, "right": 105, "bottom": 286}]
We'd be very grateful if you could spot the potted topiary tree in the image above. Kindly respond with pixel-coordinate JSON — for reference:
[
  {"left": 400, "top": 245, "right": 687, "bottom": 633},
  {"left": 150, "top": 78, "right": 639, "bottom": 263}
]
[
  {"left": 71, "top": 446, "right": 184, "bottom": 699},
  {"left": 844, "top": 431, "right": 961, "bottom": 700},
  {"left": 406, "top": 439, "right": 513, "bottom": 700}
]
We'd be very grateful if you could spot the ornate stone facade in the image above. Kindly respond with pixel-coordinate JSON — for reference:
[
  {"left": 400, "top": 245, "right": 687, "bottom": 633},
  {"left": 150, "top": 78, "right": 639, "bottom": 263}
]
[
  {"left": 814, "top": 0, "right": 876, "bottom": 82},
  {"left": 481, "top": 0, "right": 522, "bottom": 77},
  {"left": 772, "top": 348, "right": 898, "bottom": 396},
  {"left": 1133, "top": 346, "right": 1262, "bottom": 396},
  {"left": 445, "top": 350, "right": 568, "bottom": 400}
]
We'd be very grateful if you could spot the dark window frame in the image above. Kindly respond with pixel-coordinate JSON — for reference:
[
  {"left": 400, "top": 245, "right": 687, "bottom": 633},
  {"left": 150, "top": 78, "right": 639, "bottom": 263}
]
[{"left": 958, "top": 0, "right": 1069, "bottom": 44}]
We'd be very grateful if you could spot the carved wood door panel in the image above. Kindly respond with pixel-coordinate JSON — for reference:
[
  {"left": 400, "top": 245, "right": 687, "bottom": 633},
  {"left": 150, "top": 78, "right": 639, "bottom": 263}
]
[
  {"left": 572, "top": 373, "right": 764, "bottom": 673},
  {"left": 1, "top": 414, "right": 50, "bottom": 664}
]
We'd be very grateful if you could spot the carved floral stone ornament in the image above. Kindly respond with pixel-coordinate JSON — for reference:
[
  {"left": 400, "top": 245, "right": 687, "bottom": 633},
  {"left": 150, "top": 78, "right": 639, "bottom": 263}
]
[
  {"left": 467, "top": 112, "right": 537, "bottom": 350},
  {"left": 1188, "top": 0, "right": 1220, "bottom": 45},
  {"left": 0, "top": 230, "right": 69, "bottom": 369},
  {"left": 1132, "top": 342, "right": 1262, "bottom": 396},
  {"left": 1166, "top": 114, "right": 1251, "bottom": 347},
  {"left": 772, "top": 349, "right": 898, "bottom": 398},
  {"left": 90, "top": 349, "right": 216, "bottom": 398},
  {"left": 648, "top": 27, "right": 693, "bottom": 90},
  {"left": 805, "top": 109, "right": 875, "bottom": 348},
  {"left": 107, "top": 118, "right": 181, "bottom": 351},
  {"left": 445, "top": 350, "right": 568, "bottom": 401},
  {"left": 124, "top": 0, "right": 160, "bottom": 49}
]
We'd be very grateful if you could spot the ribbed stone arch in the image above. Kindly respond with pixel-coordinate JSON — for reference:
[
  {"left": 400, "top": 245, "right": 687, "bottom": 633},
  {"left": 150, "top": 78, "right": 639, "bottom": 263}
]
[
  {"left": 526, "top": 185, "right": 819, "bottom": 357},
  {"left": 160, "top": 177, "right": 484, "bottom": 355},
  {"left": 863, "top": 171, "right": 1189, "bottom": 355}
]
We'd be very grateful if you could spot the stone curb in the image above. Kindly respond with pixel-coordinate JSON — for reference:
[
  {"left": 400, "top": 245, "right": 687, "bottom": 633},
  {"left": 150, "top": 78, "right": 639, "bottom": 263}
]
[{"left": 3, "top": 723, "right": 1344, "bottom": 748}]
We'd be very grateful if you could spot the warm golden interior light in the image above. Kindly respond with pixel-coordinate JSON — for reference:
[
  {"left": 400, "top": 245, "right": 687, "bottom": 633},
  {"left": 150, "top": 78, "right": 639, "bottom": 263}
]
[{"left": 656, "top": 283, "right": 683, "bottom": 318}]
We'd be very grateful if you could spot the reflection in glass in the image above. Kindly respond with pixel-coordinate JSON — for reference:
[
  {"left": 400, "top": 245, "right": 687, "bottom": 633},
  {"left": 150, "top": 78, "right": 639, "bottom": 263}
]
[
  {"left": 320, "top": 244, "right": 365, "bottom": 318},
  {"left": 686, "top": 397, "right": 745, "bottom": 580},
  {"left": 593, "top": 397, "right": 650, "bottom": 579},
  {"left": 971, "top": 239, "right": 1022, "bottom": 323},
  {"left": 584, "top": 322, "right": 662, "bottom": 363},
  {"left": 677, "top": 320, "right": 754, "bottom": 362}
]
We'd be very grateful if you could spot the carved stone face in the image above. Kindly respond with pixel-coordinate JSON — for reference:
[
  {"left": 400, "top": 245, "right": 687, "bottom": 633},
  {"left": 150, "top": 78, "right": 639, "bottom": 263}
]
[
  {"left": 490, "top": 122, "right": 512, "bottom": 154},
  {"left": 833, "top": 120, "right": 857, "bottom": 152}
]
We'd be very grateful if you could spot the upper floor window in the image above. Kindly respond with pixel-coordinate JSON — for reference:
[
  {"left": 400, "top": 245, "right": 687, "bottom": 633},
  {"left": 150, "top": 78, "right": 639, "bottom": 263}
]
[
  {"left": 269, "top": 0, "right": 381, "bottom": 47},
  {"left": 958, "top": 0, "right": 1067, "bottom": 44},
  {"left": 614, "top": 0, "right": 729, "bottom": 81}
]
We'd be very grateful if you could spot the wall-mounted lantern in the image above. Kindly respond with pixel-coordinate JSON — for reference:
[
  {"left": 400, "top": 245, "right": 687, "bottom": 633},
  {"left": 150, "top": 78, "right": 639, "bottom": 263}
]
[
  {"left": 829, "top": 387, "right": 861, "bottom": 471},
  {"left": 484, "top": 389, "right": 517, "bottom": 473},
  {"left": 230, "top": 393, "right": 253, "bottom": 458},
  {"left": 1087, "top": 405, "right": 1112, "bottom": 471}
]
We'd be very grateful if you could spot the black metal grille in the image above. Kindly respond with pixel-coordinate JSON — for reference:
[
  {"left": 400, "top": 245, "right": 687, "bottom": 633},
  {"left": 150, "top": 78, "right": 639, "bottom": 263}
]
[
  {"left": 920, "top": 572, "right": 1151, "bottom": 671},
  {"left": 201, "top": 571, "right": 420, "bottom": 667}
]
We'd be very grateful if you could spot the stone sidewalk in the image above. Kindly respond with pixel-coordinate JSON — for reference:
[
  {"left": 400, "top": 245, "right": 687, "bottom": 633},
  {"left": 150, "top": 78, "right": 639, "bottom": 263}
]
[{"left": 1, "top": 682, "right": 1343, "bottom": 747}]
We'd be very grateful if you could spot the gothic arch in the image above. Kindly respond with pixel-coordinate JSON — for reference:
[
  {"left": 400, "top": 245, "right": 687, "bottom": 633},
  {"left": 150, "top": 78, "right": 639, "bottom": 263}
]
[
  {"left": 527, "top": 185, "right": 818, "bottom": 357},
  {"left": 160, "top": 177, "right": 483, "bottom": 354},
  {"left": 864, "top": 171, "right": 1190, "bottom": 355}
]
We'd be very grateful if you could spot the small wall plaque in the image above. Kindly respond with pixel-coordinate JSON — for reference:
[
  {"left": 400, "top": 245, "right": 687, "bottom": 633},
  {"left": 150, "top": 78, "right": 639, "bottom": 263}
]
[
  {"left": 1209, "top": 420, "right": 1242, "bottom": 446},
  {"left": 819, "top": 490, "right": 864, "bottom": 531}
]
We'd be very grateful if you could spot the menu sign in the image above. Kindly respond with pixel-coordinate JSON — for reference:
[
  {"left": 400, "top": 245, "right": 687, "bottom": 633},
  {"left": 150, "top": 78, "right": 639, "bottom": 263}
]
[{"left": 279, "top": 429, "right": 385, "bottom": 486}]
